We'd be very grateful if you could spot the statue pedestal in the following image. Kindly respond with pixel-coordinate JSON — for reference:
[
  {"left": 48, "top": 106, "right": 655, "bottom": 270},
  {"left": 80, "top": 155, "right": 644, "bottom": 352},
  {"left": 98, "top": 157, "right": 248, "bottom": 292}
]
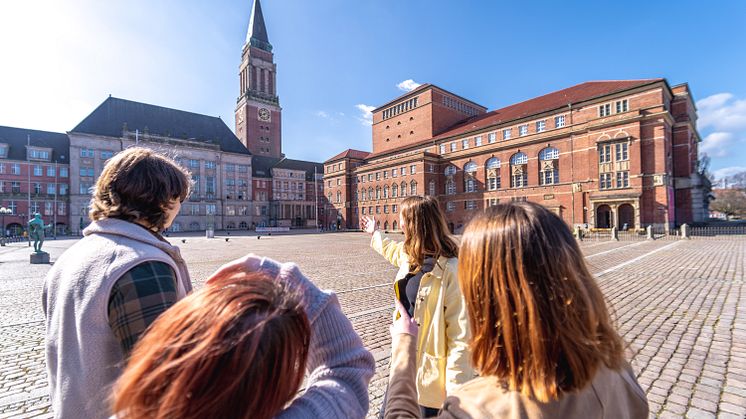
[{"left": 30, "top": 251, "right": 50, "bottom": 264}]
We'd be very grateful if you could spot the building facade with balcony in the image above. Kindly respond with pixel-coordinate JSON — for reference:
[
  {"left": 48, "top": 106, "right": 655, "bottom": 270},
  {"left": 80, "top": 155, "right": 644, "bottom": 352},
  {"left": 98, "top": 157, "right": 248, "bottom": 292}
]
[
  {"left": 0, "top": 126, "right": 70, "bottom": 236},
  {"left": 325, "top": 79, "right": 709, "bottom": 233}
]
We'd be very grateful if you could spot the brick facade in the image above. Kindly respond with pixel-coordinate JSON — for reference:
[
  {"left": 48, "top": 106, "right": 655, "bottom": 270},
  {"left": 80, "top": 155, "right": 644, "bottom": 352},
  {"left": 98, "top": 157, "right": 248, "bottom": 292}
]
[{"left": 326, "top": 80, "right": 708, "bottom": 232}]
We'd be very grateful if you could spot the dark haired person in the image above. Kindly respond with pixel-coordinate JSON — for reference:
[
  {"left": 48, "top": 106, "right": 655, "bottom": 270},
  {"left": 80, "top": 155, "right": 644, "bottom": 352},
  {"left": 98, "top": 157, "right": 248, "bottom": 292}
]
[
  {"left": 385, "top": 202, "right": 649, "bottom": 418},
  {"left": 362, "top": 196, "right": 472, "bottom": 416},
  {"left": 113, "top": 254, "right": 375, "bottom": 419},
  {"left": 43, "top": 147, "right": 194, "bottom": 418}
]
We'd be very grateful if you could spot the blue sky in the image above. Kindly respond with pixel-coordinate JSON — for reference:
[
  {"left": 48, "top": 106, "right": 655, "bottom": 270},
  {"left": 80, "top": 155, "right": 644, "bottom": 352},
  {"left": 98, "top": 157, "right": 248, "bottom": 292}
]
[{"left": 1, "top": 0, "right": 745, "bottom": 179}]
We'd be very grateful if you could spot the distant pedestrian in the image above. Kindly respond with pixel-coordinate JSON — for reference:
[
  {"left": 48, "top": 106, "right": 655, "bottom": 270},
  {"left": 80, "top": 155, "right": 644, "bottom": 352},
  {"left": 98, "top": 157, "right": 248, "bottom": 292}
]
[
  {"left": 362, "top": 195, "right": 472, "bottom": 417},
  {"left": 385, "top": 202, "right": 649, "bottom": 418},
  {"left": 43, "top": 147, "right": 193, "bottom": 418}
]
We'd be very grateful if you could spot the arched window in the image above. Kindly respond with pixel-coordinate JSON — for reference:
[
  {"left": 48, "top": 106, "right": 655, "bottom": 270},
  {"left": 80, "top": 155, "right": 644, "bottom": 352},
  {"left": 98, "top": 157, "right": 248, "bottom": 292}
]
[
  {"left": 510, "top": 152, "right": 528, "bottom": 188},
  {"left": 336, "top": 191, "right": 341, "bottom": 203},
  {"left": 361, "top": 189, "right": 366, "bottom": 201},
  {"left": 410, "top": 181, "right": 417, "bottom": 196},
  {"left": 383, "top": 185, "right": 390, "bottom": 199},
  {"left": 226, "top": 222, "right": 236, "bottom": 230},
  {"left": 400, "top": 181, "right": 407, "bottom": 197},
  {"left": 368, "top": 187, "right": 373, "bottom": 200},
  {"left": 328, "top": 192, "right": 332, "bottom": 202},
  {"left": 392, "top": 183, "right": 398, "bottom": 198},
  {"left": 428, "top": 180, "right": 436, "bottom": 196},
  {"left": 375, "top": 187, "right": 381, "bottom": 200},
  {"left": 539, "top": 147, "right": 560, "bottom": 185},
  {"left": 392, "top": 220, "right": 398, "bottom": 231},
  {"left": 486, "top": 157, "right": 501, "bottom": 191},
  {"left": 384, "top": 221, "right": 389, "bottom": 231},
  {"left": 464, "top": 161, "right": 478, "bottom": 192},
  {"left": 445, "top": 165, "right": 457, "bottom": 176},
  {"left": 445, "top": 179, "right": 456, "bottom": 195}
]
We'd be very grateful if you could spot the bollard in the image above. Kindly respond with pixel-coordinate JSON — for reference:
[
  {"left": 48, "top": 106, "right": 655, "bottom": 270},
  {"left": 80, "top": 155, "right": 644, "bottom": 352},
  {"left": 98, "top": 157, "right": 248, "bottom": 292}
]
[
  {"left": 681, "top": 223, "right": 689, "bottom": 239},
  {"left": 574, "top": 226, "right": 582, "bottom": 241},
  {"left": 611, "top": 226, "right": 619, "bottom": 241},
  {"left": 646, "top": 225, "right": 653, "bottom": 240}
]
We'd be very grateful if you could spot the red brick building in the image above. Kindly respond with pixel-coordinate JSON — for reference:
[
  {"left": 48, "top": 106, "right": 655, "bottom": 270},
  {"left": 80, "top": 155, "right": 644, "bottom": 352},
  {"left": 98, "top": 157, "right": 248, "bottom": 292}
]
[
  {"left": 324, "top": 79, "right": 709, "bottom": 232},
  {"left": 0, "top": 126, "right": 71, "bottom": 236}
]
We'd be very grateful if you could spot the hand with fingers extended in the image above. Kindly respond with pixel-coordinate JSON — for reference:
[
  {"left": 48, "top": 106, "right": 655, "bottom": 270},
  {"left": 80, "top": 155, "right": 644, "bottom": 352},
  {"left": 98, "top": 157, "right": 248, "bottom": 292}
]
[
  {"left": 206, "top": 254, "right": 263, "bottom": 285},
  {"left": 361, "top": 216, "right": 376, "bottom": 235},
  {"left": 391, "top": 299, "right": 418, "bottom": 338}
]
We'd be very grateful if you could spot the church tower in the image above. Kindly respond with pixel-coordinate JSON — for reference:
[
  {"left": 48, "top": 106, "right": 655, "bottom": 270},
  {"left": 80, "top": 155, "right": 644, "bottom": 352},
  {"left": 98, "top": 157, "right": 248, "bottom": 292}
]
[{"left": 235, "top": 0, "right": 282, "bottom": 158}]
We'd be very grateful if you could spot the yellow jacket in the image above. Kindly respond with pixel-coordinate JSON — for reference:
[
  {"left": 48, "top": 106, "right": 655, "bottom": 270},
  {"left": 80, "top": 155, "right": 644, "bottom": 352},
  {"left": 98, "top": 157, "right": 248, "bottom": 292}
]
[{"left": 371, "top": 231, "right": 473, "bottom": 408}]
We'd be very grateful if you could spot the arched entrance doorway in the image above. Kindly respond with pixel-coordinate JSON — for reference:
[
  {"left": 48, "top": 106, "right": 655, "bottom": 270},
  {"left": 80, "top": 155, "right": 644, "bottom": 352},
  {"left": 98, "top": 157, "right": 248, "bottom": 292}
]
[
  {"left": 596, "top": 205, "right": 612, "bottom": 228},
  {"left": 7, "top": 223, "right": 22, "bottom": 236},
  {"left": 618, "top": 204, "right": 634, "bottom": 230}
]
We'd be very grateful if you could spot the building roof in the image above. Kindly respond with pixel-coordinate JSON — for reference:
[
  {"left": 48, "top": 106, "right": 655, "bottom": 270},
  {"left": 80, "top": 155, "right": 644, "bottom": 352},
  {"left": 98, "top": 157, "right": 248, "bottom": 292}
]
[
  {"left": 246, "top": 0, "right": 272, "bottom": 52},
  {"left": 373, "top": 83, "right": 487, "bottom": 113},
  {"left": 366, "top": 79, "right": 664, "bottom": 159},
  {"left": 325, "top": 148, "right": 370, "bottom": 163},
  {"left": 274, "top": 158, "right": 324, "bottom": 181},
  {"left": 72, "top": 96, "right": 250, "bottom": 155},
  {"left": 252, "top": 155, "right": 280, "bottom": 178},
  {"left": 0, "top": 125, "right": 70, "bottom": 164}
]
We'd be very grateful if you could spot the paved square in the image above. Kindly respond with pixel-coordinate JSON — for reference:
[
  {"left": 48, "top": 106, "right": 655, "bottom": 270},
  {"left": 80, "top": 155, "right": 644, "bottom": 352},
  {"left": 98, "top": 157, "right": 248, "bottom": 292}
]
[{"left": 0, "top": 232, "right": 744, "bottom": 418}]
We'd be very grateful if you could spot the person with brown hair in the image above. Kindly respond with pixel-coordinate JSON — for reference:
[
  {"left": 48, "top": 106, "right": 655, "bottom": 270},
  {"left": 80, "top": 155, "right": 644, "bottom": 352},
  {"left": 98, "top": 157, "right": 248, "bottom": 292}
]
[
  {"left": 43, "top": 147, "right": 194, "bottom": 418},
  {"left": 362, "top": 195, "right": 473, "bottom": 416},
  {"left": 113, "top": 254, "right": 375, "bottom": 419},
  {"left": 385, "top": 202, "right": 649, "bottom": 418}
]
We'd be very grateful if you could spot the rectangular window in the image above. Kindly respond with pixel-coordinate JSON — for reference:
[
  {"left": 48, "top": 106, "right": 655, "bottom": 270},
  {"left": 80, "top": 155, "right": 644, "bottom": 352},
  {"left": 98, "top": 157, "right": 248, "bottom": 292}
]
[
  {"left": 368, "top": 174, "right": 372, "bottom": 182},
  {"left": 519, "top": 124, "right": 528, "bottom": 136},
  {"left": 401, "top": 167, "right": 406, "bottom": 176},
  {"left": 446, "top": 202, "right": 455, "bottom": 212},
  {"left": 503, "top": 129, "right": 512, "bottom": 140},
  {"left": 536, "top": 120, "right": 546, "bottom": 133},
  {"left": 206, "top": 204, "right": 216, "bottom": 215},
  {"left": 205, "top": 161, "right": 216, "bottom": 170},
  {"left": 599, "top": 104, "right": 611, "bottom": 117},
  {"left": 80, "top": 183, "right": 92, "bottom": 194},
  {"left": 488, "top": 133, "right": 496, "bottom": 143},
  {"left": 392, "top": 204, "right": 398, "bottom": 213},
  {"left": 439, "top": 144, "right": 446, "bottom": 154},
  {"left": 11, "top": 181, "right": 20, "bottom": 193},
  {"left": 11, "top": 163, "right": 20, "bottom": 175},
  {"left": 375, "top": 206, "right": 381, "bottom": 214},
  {"left": 59, "top": 184, "right": 68, "bottom": 195},
  {"left": 555, "top": 115, "right": 566, "bottom": 128},
  {"left": 238, "top": 165, "right": 249, "bottom": 173},
  {"left": 462, "top": 139, "right": 469, "bottom": 149},
  {"left": 599, "top": 144, "right": 611, "bottom": 163},
  {"left": 487, "top": 198, "right": 499, "bottom": 207},
  {"left": 60, "top": 167, "right": 68, "bottom": 177},
  {"left": 361, "top": 207, "right": 366, "bottom": 215},
  {"left": 33, "top": 165, "right": 43, "bottom": 176},
  {"left": 384, "top": 205, "right": 389, "bottom": 214},
  {"left": 450, "top": 142, "right": 457, "bottom": 152},
  {"left": 383, "top": 170, "right": 388, "bottom": 179},
  {"left": 80, "top": 167, "right": 94, "bottom": 177},
  {"left": 101, "top": 151, "right": 114, "bottom": 160},
  {"left": 45, "top": 201, "right": 53, "bottom": 215},
  {"left": 475, "top": 136, "right": 483, "bottom": 146},
  {"left": 80, "top": 148, "right": 94, "bottom": 158},
  {"left": 337, "top": 179, "right": 341, "bottom": 186},
  {"left": 225, "top": 164, "right": 235, "bottom": 172},
  {"left": 29, "top": 149, "right": 50, "bottom": 160},
  {"left": 392, "top": 169, "right": 397, "bottom": 178},
  {"left": 46, "top": 166, "right": 55, "bottom": 177},
  {"left": 33, "top": 183, "right": 42, "bottom": 194},
  {"left": 57, "top": 202, "right": 66, "bottom": 216},
  {"left": 0, "top": 146, "right": 7, "bottom": 158},
  {"left": 47, "top": 184, "right": 56, "bottom": 195},
  {"left": 375, "top": 172, "right": 380, "bottom": 181},
  {"left": 616, "top": 171, "right": 629, "bottom": 188},
  {"left": 599, "top": 173, "right": 612, "bottom": 190},
  {"left": 615, "top": 143, "right": 629, "bottom": 161},
  {"left": 410, "top": 165, "right": 416, "bottom": 174},
  {"left": 615, "top": 99, "right": 629, "bottom": 113}
]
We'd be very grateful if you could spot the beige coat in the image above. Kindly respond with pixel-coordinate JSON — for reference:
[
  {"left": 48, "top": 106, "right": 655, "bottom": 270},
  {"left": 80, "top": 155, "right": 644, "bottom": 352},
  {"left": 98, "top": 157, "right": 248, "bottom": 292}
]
[
  {"left": 385, "top": 334, "right": 649, "bottom": 418},
  {"left": 371, "top": 231, "right": 473, "bottom": 408}
]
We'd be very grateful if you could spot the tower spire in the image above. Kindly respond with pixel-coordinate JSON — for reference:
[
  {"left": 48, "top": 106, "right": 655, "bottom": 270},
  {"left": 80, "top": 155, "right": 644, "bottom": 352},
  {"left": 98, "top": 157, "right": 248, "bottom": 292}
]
[{"left": 245, "top": 0, "right": 272, "bottom": 52}]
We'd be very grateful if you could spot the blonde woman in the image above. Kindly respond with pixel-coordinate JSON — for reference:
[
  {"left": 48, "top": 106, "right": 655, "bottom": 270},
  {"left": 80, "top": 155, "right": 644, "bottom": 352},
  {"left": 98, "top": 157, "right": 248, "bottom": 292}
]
[
  {"left": 385, "top": 202, "right": 649, "bottom": 418},
  {"left": 362, "top": 195, "right": 472, "bottom": 416}
]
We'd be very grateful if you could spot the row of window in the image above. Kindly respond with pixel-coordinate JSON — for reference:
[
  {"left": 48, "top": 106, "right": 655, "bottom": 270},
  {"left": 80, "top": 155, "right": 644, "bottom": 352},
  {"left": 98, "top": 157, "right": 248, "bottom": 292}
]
[
  {"left": 0, "top": 163, "right": 70, "bottom": 177},
  {"left": 357, "top": 181, "right": 419, "bottom": 201},
  {"left": 442, "top": 96, "right": 480, "bottom": 117},
  {"left": 599, "top": 100, "right": 629, "bottom": 117},
  {"left": 357, "top": 165, "right": 417, "bottom": 184},
  {"left": 1, "top": 201, "right": 67, "bottom": 216},
  {"left": 0, "top": 181, "right": 69, "bottom": 195},
  {"left": 383, "top": 97, "right": 419, "bottom": 120},
  {"left": 360, "top": 204, "right": 399, "bottom": 215},
  {"left": 438, "top": 116, "right": 566, "bottom": 155}
]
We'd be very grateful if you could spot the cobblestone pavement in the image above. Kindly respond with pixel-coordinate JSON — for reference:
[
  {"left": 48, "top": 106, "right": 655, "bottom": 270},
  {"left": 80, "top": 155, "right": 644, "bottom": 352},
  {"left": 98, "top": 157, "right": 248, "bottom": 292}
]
[{"left": 0, "top": 232, "right": 744, "bottom": 418}]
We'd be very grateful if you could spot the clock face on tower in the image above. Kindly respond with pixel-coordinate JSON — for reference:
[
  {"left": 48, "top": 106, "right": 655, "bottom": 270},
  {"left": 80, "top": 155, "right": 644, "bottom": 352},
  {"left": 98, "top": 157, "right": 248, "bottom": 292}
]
[{"left": 258, "top": 108, "right": 271, "bottom": 121}]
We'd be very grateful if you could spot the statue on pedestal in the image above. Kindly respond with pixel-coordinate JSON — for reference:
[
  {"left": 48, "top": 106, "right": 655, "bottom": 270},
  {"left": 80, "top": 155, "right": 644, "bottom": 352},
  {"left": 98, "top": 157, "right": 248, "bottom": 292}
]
[{"left": 28, "top": 213, "right": 52, "bottom": 253}]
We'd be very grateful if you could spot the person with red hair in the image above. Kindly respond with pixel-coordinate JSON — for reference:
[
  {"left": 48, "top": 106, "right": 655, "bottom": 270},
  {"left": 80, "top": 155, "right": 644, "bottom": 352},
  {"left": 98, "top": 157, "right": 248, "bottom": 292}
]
[{"left": 112, "top": 254, "right": 375, "bottom": 419}]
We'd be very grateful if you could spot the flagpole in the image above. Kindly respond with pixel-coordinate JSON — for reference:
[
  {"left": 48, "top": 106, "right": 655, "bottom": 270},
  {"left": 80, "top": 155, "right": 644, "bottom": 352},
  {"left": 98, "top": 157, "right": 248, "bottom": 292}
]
[
  {"left": 314, "top": 166, "right": 319, "bottom": 231},
  {"left": 27, "top": 134, "right": 31, "bottom": 247}
]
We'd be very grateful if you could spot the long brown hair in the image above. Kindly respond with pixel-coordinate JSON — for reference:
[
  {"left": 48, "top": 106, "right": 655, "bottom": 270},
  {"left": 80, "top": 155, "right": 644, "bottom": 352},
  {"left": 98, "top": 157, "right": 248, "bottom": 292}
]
[
  {"left": 112, "top": 272, "right": 310, "bottom": 419},
  {"left": 459, "top": 202, "right": 624, "bottom": 402},
  {"left": 400, "top": 196, "right": 458, "bottom": 271}
]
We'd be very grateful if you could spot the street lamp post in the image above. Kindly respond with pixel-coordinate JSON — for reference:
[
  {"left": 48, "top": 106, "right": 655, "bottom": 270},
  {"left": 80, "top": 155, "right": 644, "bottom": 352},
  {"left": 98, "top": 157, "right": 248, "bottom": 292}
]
[{"left": 0, "top": 207, "right": 12, "bottom": 246}]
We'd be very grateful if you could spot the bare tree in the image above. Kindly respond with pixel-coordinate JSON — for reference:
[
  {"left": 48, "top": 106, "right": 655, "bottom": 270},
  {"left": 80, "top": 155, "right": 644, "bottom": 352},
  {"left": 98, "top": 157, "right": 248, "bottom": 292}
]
[{"left": 710, "top": 188, "right": 746, "bottom": 218}]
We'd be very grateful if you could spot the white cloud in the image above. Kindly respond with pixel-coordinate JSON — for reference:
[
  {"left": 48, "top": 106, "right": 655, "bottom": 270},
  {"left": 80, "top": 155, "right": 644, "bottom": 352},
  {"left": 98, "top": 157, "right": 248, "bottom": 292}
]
[
  {"left": 396, "top": 79, "right": 422, "bottom": 92},
  {"left": 697, "top": 92, "right": 746, "bottom": 131},
  {"left": 315, "top": 111, "right": 329, "bottom": 118},
  {"left": 355, "top": 104, "right": 375, "bottom": 126},
  {"left": 713, "top": 166, "right": 746, "bottom": 180},
  {"left": 700, "top": 132, "right": 740, "bottom": 158}
]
